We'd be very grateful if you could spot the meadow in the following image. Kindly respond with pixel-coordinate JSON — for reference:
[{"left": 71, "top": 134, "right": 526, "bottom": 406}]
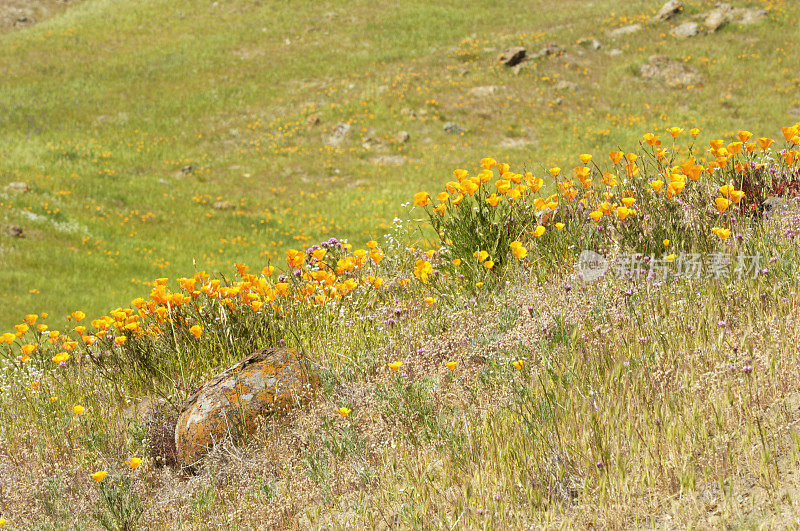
[{"left": 2, "top": 0, "right": 800, "bottom": 528}]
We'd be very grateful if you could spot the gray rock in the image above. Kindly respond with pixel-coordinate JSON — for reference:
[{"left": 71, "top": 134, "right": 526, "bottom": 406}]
[
  {"left": 499, "top": 137, "right": 532, "bottom": 149},
  {"left": 530, "top": 43, "right": 565, "bottom": 60},
  {"left": 443, "top": 122, "right": 467, "bottom": 135},
  {"left": 607, "top": 48, "right": 623, "bottom": 57},
  {"left": 607, "top": 24, "right": 642, "bottom": 38},
  {"left": 212, "top": 200, "right": 234, "bottom": 210},
  {"left": 512, "top": 62, "right": 532, "bottom": 76},
  {"left": 737, "top": 8, "right": 767, "bottom": 25},
  {"left": 554, "top": 80, "right": 579, "bottom": 91},
  {"left": 370, "top": 155, "right": 406, "bottom": 166},
  {"left": 395, "top": 131, "right": 410, "bottom": 143},
  {"left": 181, "top": 165, "right": 196, "bottom": 175},
  {"left": 577, "top": 38, "right": 602, "bottom": 50},
  {"left": 496, "top": 46, "right": 526, "bottom": 66},
  {"left": 761, "top": 196, "right": 790, "bottom": 219},
  {"left": 325, "top": 121, "right": 352, "bottom": 146},
  {"left": 653, "top": 0, "right": 682, "bottom": 22},
  {"left": 639, "top": 55, "right": 703, "bottom": 88},
  {"left": 672, "top": 22, "right": 700, "bottom": 39},
  {"left": 469, "top": 85, "right": 498, "bottom": 97},
  {"left": 332, "top": 122, "right": 351, "bottom": 137},
  {"left": 6, "top": 181, "right": 29, "bottom": 192}
]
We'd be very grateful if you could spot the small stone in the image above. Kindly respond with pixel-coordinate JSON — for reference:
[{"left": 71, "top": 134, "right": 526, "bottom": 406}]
[
  {"left": 496, "top": 46, "right": 526, "bottom": 66},
  {"left": 607, "top": 48, "right": 623, "bottom": 57},
  {"left": 498, "top": 137, "right": 531, "bottom": 149},
  {"left": 469, "top": 85, "right": 497, "bottom": 97},
  {"left": 6, "top": 181, "right": 29, "bottom": 192},
  {"left": 212, "top": 200, "right": 234, "bottom": 210},
  {"left": 591, "top": 39, "right": 602, "bottom": 50},
  {"left": 181, "top": 165, "right": 196, "bottom": 175},
  {"left": 369, "top": 155, "right": 406, "bottom": 166},
  {"left": 325, "top": 122, "right": 352, "bottom": 146},
  {"left": 332, "top": 122, "right": 351, "bottom": 137},
  {"left": 671, "top": 22, "right": 700, "bottom": 39},
  {"left": 653, "top": 0, "right": 682, "bottom": 22},
  {"left": 395, "top": 131, "right": 410, "bottom": 143},
  {"left": 5, "top": 225, "right": 23, "bottom": 238},
  {"left": 639, "top": 55, "right": 703, "bottom": 88},
  {"left": 554, "top": 80, "right": 579, "bottom": 91},
  {"left": 306, "top": 113, "right": 320, "bottom": 127},
  {"left": 443, "top": 122, "right": 466, "bottom": 135},
  {"left": 531, "top": 42, "right": 565, "bottom": 59},
  {"left": 737, "top": 8, "right": 767, "bottom": 25},
  {"left": 761, "top": 196, "right": 789, "bottom": 219},
  {"left": 512, "top": 63, "right": 531, "bottom": 76},
  {"left": 607, "top": 24, "right": 642, "bottom": 38}
]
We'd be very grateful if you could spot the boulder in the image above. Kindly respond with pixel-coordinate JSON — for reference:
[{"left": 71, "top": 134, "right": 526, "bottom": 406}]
[
  {"left": 496, "top": 46, "right": 526, "bottom": 67},
  {"left": 653, "top": 0, "right": 682, "bottom": 22},
  {"left": 175, "top": 348, "right": 319, "bottom": 469}
]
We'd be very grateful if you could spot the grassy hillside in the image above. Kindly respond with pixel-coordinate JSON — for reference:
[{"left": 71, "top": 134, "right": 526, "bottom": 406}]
[
  {"left": 1, "top": 0, "right": 798, "bottom": 329},
  {"left": 4, "top": 0, "right": 800, "bottom": 528}
]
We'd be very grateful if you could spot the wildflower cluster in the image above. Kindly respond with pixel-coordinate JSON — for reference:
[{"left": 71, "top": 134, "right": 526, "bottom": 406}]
[{"left": 413, "top": 123, "right": 800, "bottom": 275}]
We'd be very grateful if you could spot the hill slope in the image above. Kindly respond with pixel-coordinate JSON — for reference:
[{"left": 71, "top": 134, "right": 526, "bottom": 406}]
[{"left": 0, "top": 0, "right": 797, "bottom": 326}]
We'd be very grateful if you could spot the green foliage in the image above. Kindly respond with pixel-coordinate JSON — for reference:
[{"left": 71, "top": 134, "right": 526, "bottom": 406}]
[{"left": 94, "top": 476, "right": 144, "bottom": 531}]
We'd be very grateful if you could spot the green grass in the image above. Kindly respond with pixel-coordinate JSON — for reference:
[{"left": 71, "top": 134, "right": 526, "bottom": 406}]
[{"left": 1, "top": 0, "right": 798, "bottom": 329}]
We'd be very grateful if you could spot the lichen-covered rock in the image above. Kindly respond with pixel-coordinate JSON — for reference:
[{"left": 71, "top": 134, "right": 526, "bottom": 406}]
[{"left": 175, "top": 348, "right": 319, "bottom": 469}]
